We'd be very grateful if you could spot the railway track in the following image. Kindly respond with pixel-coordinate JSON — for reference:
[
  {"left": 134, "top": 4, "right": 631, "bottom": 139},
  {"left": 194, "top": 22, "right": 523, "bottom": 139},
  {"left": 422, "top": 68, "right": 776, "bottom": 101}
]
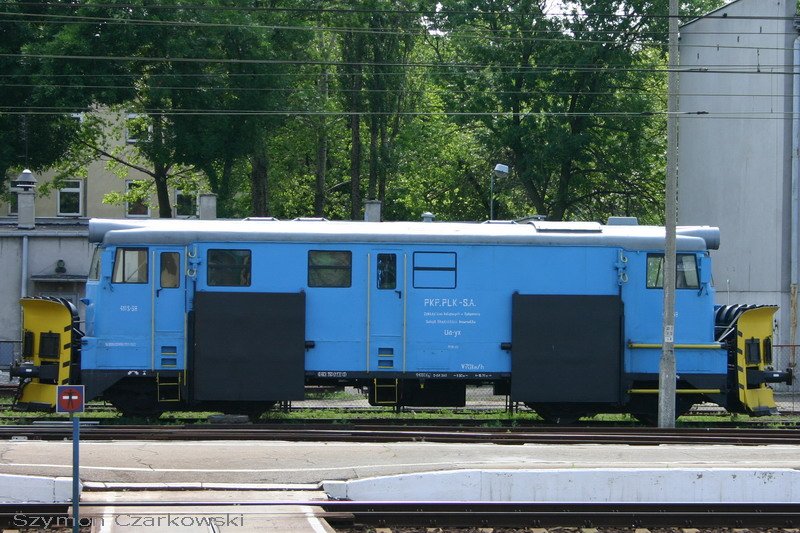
[
  {"left": 4, "top": 423, "right": 800, "bottom": 445},
  {"left": 3, "top": 501, "right": 798, "bottom": 528},
  {"left": 322, "top": 501, "right": 800, "bottom": 528}
]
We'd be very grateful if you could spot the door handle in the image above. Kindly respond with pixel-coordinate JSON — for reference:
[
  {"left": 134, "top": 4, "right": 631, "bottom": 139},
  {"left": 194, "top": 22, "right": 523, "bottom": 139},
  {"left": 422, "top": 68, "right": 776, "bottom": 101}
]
[{"left": 395, "top": 290, "right": 402, "bottom": 299}]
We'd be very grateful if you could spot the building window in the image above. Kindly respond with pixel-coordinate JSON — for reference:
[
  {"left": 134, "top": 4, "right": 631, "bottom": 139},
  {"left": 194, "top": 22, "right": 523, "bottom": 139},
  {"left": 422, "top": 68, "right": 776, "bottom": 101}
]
[
  {"left": 126, "top": 180, "right": 150, "bottom": 217},
  {"left": 7, "top": 193, "right": 17, "bottom": 215},
  {"left": 175, "top": 190, "right": 196, "bottom": 218},
  {"left": 308, "top": 251, "right": 352, "bottom": 288},
  {"left": 125, "top": 113, "right": 149, "bottom": 144},
  {"left": 208, "top": 249, "right": 251, "bottom": 286},
  {"left": 58, "top": 180, "right": 83, "bottom": 216},
  {"left": 112, "top": 248, "right": 148, "bottom": 284},
  {"left": 646, "top": 253, "right": 700, "bottom": 289}
]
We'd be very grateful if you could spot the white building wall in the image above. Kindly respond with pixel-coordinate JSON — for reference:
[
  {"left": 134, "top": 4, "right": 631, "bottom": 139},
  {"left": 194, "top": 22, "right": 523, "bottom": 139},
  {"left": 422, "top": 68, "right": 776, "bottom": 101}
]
[
  {"left": 0, "top": 232, "right": 90, "bottom": 345},
  {"left": 678, "top": 0, "right": 797, "bottom": 376},
  {"left": 0, "top": 238, "right": 22, "bottom": 343}
]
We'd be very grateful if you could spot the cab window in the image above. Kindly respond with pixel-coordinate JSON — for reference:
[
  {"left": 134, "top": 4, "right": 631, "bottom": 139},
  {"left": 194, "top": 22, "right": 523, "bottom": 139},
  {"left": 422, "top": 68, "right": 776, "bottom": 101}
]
[
  {"left": 88, "top": 246, "right": 101, "bottom": 281},
  {"left": 160, "top": 252, "right": 180, "bottom": 288},
  {"left": 377, "top": 253, "right": 396, "bottom": 290},
  {"left": 112, "top": 248, "right": 148, "bottom": 283},
  {"left": 646, "top": 253, "right": 700, "bottom": 289}
]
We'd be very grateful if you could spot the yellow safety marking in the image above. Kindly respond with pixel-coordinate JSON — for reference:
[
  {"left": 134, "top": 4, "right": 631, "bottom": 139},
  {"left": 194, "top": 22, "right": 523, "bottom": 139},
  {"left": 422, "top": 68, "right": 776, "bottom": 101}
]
[
  {"left": 628, "top": 343, "right": 723, "bottom": 350},
  {"left": 628, "top": 389, "right": 721, "bottom": 394},
  {"left": 373, "top": 378, "right": 398, "bottom": 404},
  {"left": 735, "top": 306, "right": 778, "bottom": 413},
  {"left": 157, "top": 373, "right": 182, "bottom": 402},
  {"left": 18, "top": 298, "right": 75, "bottom": 409}
]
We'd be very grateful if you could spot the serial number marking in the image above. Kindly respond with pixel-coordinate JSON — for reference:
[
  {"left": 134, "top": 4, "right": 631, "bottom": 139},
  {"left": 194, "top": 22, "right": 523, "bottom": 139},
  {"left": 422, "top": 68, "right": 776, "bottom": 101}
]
[{"left": 119, "top": 305, "right": 139, "bottom": 312}]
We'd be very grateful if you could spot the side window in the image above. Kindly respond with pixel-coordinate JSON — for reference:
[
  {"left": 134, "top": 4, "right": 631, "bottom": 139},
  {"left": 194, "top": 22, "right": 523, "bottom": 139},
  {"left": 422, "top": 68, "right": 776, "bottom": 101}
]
[
  {"left": 160, "top": 252, "right": 180, "bottom": 288},
  {"left": 413, "top": 252, "right": 457, "bottom": 289},
  {"left": 677, "top": 254, "right": 699, "bottom": 288},
  {"left": 208, "top": 249, "right": 251, "bottom": 287},
  {"left": 646, "top": 253, "right": 700, "bottom": 289},
  {"left": 88, "top": 246, "right": 101, "bottom": 281},
  {"left": 308, "top": 251, "right": 352, "bottom": 288},
  {"left": 112, "top": 248, "right": 148, "bottom": 283},
  {"left": 377, "top": 253, "right": 396, "bottom": 290}
]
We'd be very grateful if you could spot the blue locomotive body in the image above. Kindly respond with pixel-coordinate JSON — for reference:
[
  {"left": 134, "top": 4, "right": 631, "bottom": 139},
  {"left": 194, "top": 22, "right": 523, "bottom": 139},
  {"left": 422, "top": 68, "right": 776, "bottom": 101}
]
[{"left": 12, "top": 217, "right": 791, "bottom": 421}]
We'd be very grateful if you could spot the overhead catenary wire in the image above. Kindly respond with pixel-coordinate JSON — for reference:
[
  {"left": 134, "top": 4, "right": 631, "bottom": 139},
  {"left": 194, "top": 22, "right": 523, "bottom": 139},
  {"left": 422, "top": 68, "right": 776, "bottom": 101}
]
[
  {"left": 1, "top": 52, "right": 797, "bottom": 75},
  {"left": 0, "top": 11, "right": 798, "bottom": 52},
  {"left": 0, "top": 82, "right": 786, "bottom": 99},
  {"left": 0, "top": 107, "right": 792, "bottom": 119},
  {"left": 3, "top": 1, "right": 798, "bottom": 21}
]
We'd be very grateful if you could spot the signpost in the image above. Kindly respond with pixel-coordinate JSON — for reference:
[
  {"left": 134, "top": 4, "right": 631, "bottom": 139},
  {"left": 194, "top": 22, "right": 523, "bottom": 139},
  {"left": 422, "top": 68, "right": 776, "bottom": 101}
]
[{"left": 56, "top": 385, "right": 84, "bottom": 533}]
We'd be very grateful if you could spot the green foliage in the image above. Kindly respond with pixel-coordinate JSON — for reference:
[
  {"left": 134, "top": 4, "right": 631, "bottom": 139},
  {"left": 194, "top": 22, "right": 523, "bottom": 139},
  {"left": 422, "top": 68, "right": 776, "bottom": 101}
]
[{"left": 0, "top": 0, "right": 728, "bottom": 221}]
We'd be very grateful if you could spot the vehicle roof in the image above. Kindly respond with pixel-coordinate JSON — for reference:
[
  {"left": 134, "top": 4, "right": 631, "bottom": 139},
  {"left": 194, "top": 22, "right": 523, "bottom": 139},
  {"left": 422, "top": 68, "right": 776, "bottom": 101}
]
[{"left": 89, "top": 218, "right": 719, "bottom": 252}]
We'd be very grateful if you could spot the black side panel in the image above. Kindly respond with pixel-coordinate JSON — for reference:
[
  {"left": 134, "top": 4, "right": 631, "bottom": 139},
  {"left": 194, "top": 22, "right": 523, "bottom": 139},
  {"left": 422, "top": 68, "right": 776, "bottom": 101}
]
[
  {"left": 511, "top": 294, "right": 622, "bottom": 403},
  {"left": 193, "top": 292, "right": 305, "bottom": 401}
]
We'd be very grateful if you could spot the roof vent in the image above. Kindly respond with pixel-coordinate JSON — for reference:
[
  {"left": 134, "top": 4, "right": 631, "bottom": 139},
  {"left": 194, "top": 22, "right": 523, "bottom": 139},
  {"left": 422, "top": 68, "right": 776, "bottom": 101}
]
[
  {"left": 421, "top": 212, "right": 435, "bottom": 223},
  {"left": 532, "top": 221, "right": 602, "bottom": 233},
  {"left": 516, "top": 214, "right": 547, "bottom": 222},
  {"left": 606, "top": 216, "right": 639, "bottom": 226}
]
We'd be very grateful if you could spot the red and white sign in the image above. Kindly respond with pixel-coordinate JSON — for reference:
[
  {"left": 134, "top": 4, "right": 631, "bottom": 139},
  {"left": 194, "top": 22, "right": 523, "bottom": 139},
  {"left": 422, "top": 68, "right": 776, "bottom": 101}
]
[{"left": 56, "top": 385, "right": 85, "bottom": 414}]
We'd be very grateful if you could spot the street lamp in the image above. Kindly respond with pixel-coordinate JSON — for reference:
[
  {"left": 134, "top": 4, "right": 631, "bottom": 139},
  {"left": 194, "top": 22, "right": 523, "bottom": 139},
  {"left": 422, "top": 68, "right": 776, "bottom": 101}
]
[{"left": 491, "top": 163, "right": 509, "bottom": 220}]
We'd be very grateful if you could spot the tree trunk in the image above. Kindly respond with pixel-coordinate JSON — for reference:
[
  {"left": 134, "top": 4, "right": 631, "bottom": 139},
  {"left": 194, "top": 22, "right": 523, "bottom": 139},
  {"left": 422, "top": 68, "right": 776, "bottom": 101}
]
[
  {"left": 154, "top": 162, "right": 173, "bottom": 218},
  {"left": 368, "top": 113, "right": 379, "bottom": 200},
  {"left": 342, "top": 31, "right": 364, "bottom": 220},
  {"left": 150, "top": 115, "right": 173, "bottom": 218},
  {"left": 314, "top": 67, "right": 328, "bottom": 217},
  {"left": 251, "top": 152, "right": 269, "bottom": 217},
  {"left": 216, "top": 157, "right": 234, "bottom": 218},
  {"left": 378, "top": 118, "right": 389, "bottom": 203},
  {"left": 350, "top": 113, "right": 362, "bottom": 220},
  {"left": 315, "top": 125, "right": 327, "bottom": 217}
]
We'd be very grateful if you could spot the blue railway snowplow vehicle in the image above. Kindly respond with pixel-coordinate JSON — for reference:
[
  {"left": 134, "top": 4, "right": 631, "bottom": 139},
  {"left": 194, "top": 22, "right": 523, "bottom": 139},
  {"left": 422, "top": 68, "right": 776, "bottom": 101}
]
[{"left": 10, "top": 217, "right": 792, "bottom": 422}]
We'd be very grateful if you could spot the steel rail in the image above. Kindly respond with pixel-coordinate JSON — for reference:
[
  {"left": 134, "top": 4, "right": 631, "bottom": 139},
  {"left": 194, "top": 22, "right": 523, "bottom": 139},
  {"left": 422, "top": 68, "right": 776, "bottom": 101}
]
[
  {"left": 1, "top": 502, "right": 798, "bottom": 528},
  {"left": 320, "top": 501, "right": 800, "bottom": 528},
  {"left": 5, "top": 424, "right": 800, "bottom": 445}
]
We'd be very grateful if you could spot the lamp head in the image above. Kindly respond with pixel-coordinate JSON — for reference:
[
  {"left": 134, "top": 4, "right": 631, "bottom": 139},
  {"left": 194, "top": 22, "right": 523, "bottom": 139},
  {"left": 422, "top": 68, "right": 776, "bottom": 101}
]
[{"left": 493, "top": 163, "right": 509, "bottom": 179}]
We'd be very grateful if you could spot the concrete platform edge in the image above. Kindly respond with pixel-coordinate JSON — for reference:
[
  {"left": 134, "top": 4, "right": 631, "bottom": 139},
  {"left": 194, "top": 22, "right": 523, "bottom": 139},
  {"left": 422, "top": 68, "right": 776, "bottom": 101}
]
[
  {"left": 82, "top": 481, "right": 322, "bottom": 491},
  {"left": 323, "top": 467, "right": 800, "bottom": 503},
  {"left": 0, "top": 474, "right": 76, "bottom": 503}
]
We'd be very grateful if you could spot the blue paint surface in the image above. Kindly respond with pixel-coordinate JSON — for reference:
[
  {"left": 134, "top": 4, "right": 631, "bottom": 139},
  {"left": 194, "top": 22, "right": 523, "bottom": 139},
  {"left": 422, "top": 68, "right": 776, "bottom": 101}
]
[{"left": 80, "top": 236, "right": 724, "bottom": 378}]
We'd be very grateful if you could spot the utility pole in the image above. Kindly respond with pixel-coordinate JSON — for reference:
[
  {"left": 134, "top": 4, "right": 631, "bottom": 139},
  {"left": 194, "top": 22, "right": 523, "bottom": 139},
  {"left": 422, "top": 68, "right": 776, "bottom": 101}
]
[{"left": 659, "top": 0, "right": 679, "bottom": 428}]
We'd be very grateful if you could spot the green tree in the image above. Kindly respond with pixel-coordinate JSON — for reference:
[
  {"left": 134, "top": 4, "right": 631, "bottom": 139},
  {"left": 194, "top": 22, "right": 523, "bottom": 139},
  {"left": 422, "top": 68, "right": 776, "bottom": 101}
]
[
  {"left": 0, "top": 3, "right": 90, "bottom": 190},
  {"left": 431, "top": 0, "right": 722, "bottom": 221}
]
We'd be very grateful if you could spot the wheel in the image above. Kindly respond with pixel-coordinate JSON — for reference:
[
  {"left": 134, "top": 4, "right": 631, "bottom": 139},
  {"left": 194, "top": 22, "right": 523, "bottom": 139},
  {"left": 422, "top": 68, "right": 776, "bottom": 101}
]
[
  {"left": 629, "top": 396, "right": 694, "bottom": 426},
  {"left": 104, "top": 380, "right": 164, "bottom": 419},
  {"left": 527, "top": 403, "right": 590, "bottom": 425}
]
